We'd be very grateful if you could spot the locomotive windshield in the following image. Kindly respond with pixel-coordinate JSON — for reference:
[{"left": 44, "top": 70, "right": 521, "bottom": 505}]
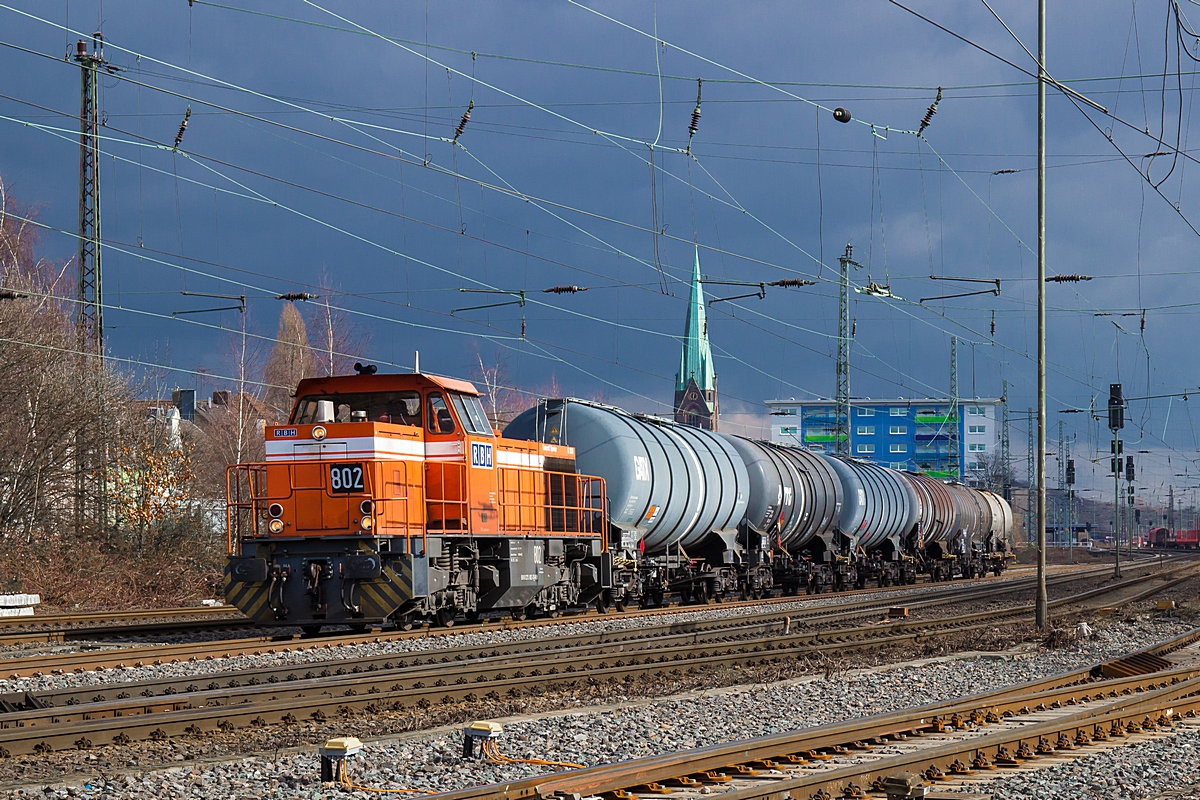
[
  {"left": 293, "top": 391, "right": 422, "bottom": 426},
  {"left": 450, "top": 393, "right": 494, "bottom": 435}
]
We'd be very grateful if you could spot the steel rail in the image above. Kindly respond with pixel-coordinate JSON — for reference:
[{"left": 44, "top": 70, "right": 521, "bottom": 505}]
[
  {"left": 0, "top": 568, "right": 1184, "bottom": 757},
  {"left": 0, "top": 605, "right": 243, "bottom": 629},
  {"left": 428, "top": 627, "right": 1200, "bottom": 800},
  {"left": 0, "top": 560, "right": 1133, "bottom": 677},
  {"left": 11, "top": 562, "right": 1166, "bottom": 708}
]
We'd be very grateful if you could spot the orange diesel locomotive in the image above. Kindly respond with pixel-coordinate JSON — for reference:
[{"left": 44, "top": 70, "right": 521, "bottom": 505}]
[{"left": 225, "top": 369, "right": 608, "bottom": 631}]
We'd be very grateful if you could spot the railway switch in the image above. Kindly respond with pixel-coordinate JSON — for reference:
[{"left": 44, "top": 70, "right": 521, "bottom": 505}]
[
  {"left": 319, "top": 736, "right": 363, "bottom": 782},
  {"left": 463, "top": 720, "right": 503, "bottom": 759}
]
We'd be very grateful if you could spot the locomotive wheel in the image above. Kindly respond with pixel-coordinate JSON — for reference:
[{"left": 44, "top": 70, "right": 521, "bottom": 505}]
[
  {"left": 348, "top": 623, "right": 368, "bottom": 634},
  {"left": 435, "top": 608, "right": 456, "bottom": 628},
  {"left": 301, "top": 624, "right": 323, "bottom": 636}
]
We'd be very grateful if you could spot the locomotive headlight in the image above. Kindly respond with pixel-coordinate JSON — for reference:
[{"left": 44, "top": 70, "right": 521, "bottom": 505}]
[
  {"left": 268, "top": 503, "right": 284, "bottom": 518},
  {"left": 268, "top": 518, "right": 285, "bottom": 534},
  {"left": 311, "top": 425, "right": 328, "bottom": 441},
  {"left": 359, "top": 499, "right": 374, "bottom": 516},
  {"left": 359, "top": 516, "right": 374, "bottom": 531}
]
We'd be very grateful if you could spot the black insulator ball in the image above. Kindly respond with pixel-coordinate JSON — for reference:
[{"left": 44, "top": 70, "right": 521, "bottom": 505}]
[{"left": 833, "top": 107, "right": 852, "bottom": 124}]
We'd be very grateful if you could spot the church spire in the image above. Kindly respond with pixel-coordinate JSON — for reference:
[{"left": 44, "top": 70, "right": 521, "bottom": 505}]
[
  {"left": 676, "top": 248, "right": 715, "bottom": 393},
  {"left": 673, "top": 248, "right": 719, "bottom": 430}
]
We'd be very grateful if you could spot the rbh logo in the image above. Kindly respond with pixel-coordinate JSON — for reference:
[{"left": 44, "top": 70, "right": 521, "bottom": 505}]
[{"left": 471, "top": 442, "right": 494, "bottom": 469}]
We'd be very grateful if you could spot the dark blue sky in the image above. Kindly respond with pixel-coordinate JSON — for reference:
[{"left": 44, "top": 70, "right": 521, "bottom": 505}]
[{"left": 3, "top": 1, "right": 1200, "bottom": 502}]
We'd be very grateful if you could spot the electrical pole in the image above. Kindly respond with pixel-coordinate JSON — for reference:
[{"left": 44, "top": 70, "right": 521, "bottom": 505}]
[
  {"left": 1169, "top": 485, "right": 1175, "bottom": 533},
  {"left": 835, "top": 243, "right": 860, "bottom": 457},
  {"left": 1126, "top": 455, "right": 1135, "bottom": 556},
  {"left": 1056, "top": 421, "right": 1065, "bottom": 548},
  {"left": 73, "top": 33, "right": 110, "bottom": 538},
  {"left": 1026, "top": 409, "right": 1035, "bottom": 547},
  {"left": 948, "top": 336, "right": 960, "bottom": 481},
  {"left": 1034, "top": 0, "right": 1049, "bottom": 629},
  {"left": 1065, "top": 450, "right": 1075, "bottom": 565},
  {"left": 1110, "top": 383, "right": 1124, "bottom": 578},
  {"left": 1000, "top": 379, "right": 1011, "bottom": 503},
  {"left": 74, "top": 34, "right": 106, "bottom": 354}
]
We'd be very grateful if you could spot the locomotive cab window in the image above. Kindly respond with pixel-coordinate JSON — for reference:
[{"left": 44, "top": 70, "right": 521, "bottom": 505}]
[
  {"left": 293, "top": 391, "right": 422, "bottom": 426},
  {"left": 427, "top": 393, "right": 456, "bottom": 434},
  {"left": 450, "top": 393, "right": 494, "bottom": 435}
]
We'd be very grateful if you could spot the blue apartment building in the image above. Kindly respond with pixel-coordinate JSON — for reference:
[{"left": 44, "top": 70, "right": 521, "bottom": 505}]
[{"left": 764, "top": 398, "right": 1001, "bottom": 483}]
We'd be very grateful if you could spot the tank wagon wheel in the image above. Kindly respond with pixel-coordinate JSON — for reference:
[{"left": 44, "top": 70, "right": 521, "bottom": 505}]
[
  {"left": 805, "top": 578, "right": 815, "bottom": 596},
  {"left": 595, "top": 592, "right": 610, "bottom": 615},
  {"left": 300, "top": 625, "right": 323, "bottom": 637},
  {"left": 613, "top": 597, "right": 627, "bottom": 613},
  {"left": 547, "top": 609, "right": 562, "bottom": 619},
  {"left": 435, "top": 608, "right": 456, "bottom": 628}
]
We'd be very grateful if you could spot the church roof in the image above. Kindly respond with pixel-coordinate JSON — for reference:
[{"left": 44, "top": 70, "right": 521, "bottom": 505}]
[{"left": 676, "top": 249, "right": 716, "bottom": 393}]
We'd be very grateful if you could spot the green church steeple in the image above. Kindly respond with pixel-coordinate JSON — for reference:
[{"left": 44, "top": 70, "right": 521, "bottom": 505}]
[
  {"left": 673, "top": 249, "right": 719, "bottom": 431},
  {"left": 676, "top": 249, "right": 715, "bottom": 393}
]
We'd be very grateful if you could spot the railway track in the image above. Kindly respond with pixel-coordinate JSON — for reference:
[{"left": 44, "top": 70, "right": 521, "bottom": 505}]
[
  {"left": 429, "top": 627, "right": 1200, "bottom": 800},
  {"left": 0, "top": 562, "right": 1086, "bottom": 647},
  {"left": 0, "top": 562, "right": 1185, "bottom": 758},
  {"left": 0, "top": 560, "right": 1147, "bottom": 678}
]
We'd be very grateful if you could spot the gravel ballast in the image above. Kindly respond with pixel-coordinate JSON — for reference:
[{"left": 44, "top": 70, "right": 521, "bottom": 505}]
[{"left": 0, "top": 617, "right": 1191, "bottom": 799}]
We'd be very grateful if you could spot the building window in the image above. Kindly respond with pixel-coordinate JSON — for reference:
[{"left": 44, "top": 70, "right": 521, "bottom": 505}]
[
  {"left": 889, "top": 425, "right": 906, "bottom": 435},
  {"left": 967, "top": 406, "right": 984, "bottom": 416},
  {"left": 857, "top": 426, "right": 874, "bottom": 435},
  {"left": 968, "top": 424, "right": 986, "bottom": 434},
  {"left": 780, "top": 426, "right": 798, "bottom": 435},
  {"left": 890, "top": 407, "right": 906, "bottom": 416},
  {"left": 968, "top": 461, "right": 983, "bottom": 470},
  {"left": 857, "top": 444, "right": 875, "bottom": 454},
  {"left": 968, "top": 443, "right": 987, "bottom": 452},
  {"left": 889, "top": 443, "right": 906, "bottom": 453},
  {"left": 857, "top": 408, "right": 875, "bottom": 417},
  {"left": 890, "top": 462, "right": 907, "bottom": 470},
  {"left": 777, "top": 408, "right": 797, "bottom": 415}
]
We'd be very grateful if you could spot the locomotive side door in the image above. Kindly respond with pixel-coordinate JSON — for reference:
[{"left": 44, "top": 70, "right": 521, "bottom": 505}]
[{"left": 451, "top": 393, "right": 499, "bottom": 535}]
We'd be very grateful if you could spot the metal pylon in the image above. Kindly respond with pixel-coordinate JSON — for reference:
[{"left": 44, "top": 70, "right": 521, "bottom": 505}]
[
  {"left": 1026, "top": 407, "right": 1036, "bottom": 545},
  {"left": 74, "top": 33, "right": 106, "bottom": 354},
  {"left": 835, "top": 243, "right": 860, "bottom": 456},
  {"left": 948, "top": 336, "right": 960, "bottom": 480},
  {"left": 1000, "top": 380, "right": 1011, "bottom": 500}
]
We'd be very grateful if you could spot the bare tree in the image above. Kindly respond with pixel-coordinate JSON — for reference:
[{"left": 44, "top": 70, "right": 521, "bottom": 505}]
[
  {"left": 262, "top": 303, "right": 314, "bottom": 420},
  {"left": 974, "top": 450, "right": 1017, "bottom": 494},
  {"left": 472, "top": 348, "right": 534, "bottom": 428}
]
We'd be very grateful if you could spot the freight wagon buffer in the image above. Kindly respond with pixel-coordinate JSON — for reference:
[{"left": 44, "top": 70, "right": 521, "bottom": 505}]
[{"left": 225, "top": 372, "right": 609, "bottom": 630}]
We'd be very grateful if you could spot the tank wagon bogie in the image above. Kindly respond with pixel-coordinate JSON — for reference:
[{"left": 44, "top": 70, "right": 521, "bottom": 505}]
[{"left": 225, "top": 379, "right": 1014, "bottom": 629}]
